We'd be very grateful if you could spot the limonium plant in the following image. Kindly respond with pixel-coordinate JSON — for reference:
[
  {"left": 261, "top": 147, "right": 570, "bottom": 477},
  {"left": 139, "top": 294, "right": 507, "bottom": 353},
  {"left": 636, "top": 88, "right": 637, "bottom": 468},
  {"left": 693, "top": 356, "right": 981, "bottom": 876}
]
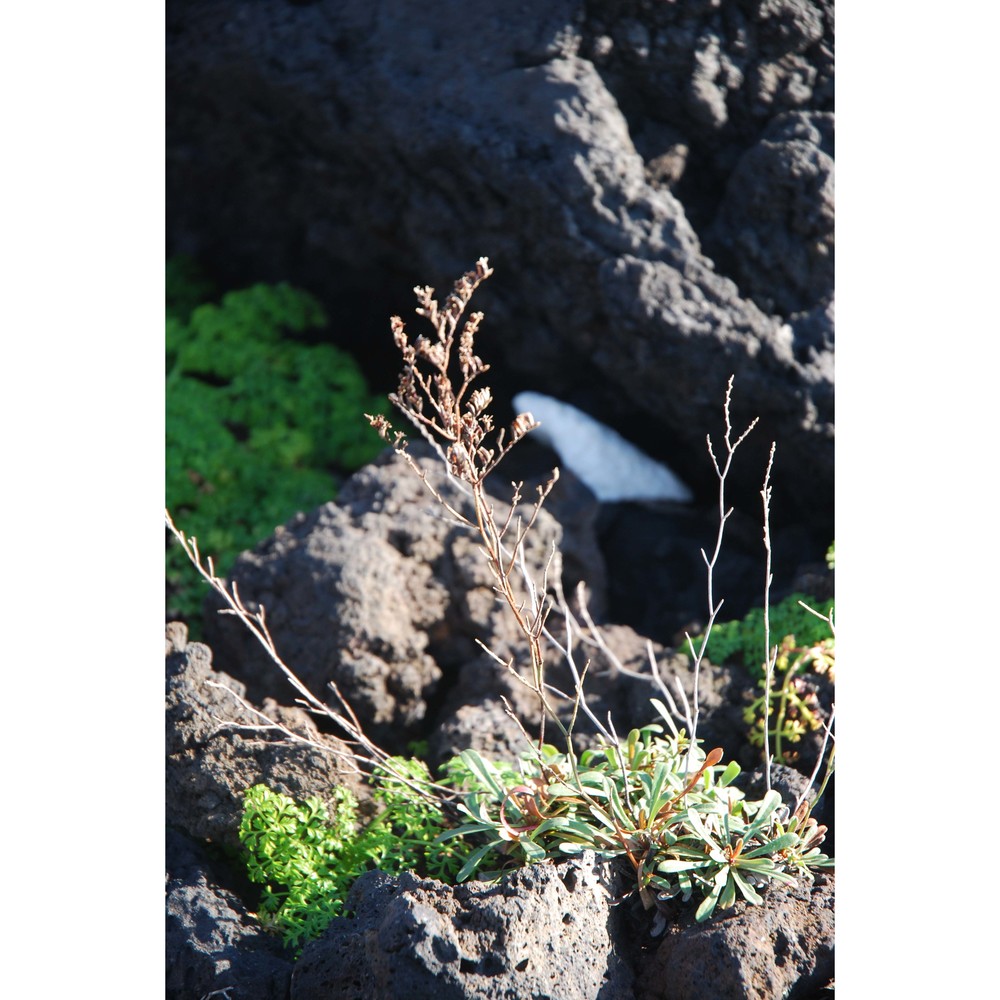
[{"left": 167, "top": 258, "right": 834, "bottom": 949}]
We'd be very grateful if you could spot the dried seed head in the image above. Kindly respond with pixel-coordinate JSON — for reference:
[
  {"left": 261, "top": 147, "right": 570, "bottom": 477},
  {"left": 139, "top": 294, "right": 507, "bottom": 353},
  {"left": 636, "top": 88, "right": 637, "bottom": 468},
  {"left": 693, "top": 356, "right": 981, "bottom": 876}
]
[
  {"left": 511, "top": 412, "right": 539, "bottom": 441},
  {"left": 470, "top": 387, "right": 492, "bottom": 414}
]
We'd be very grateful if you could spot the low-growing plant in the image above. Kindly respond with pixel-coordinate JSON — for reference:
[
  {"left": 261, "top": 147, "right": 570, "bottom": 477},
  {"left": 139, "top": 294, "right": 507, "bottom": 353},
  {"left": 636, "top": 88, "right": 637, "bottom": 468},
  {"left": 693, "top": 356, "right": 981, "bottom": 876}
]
[
  {"left": 165, "top": 258, "right": 388, "bottom": 624},
  {"left": 745, "top": 633, "right": 836, "bottom": 764},
  {"left": 440, "top": 725, "right": 831, "bottom": 918},
  {"left": 239, "top": 783, "right": 361, "bottom": 951},
  {"left": 239, "top": 757, "right": 490, "bottom": 952},
  {"left": 167, "top": 257, "right": 834, "bottom": 949}
]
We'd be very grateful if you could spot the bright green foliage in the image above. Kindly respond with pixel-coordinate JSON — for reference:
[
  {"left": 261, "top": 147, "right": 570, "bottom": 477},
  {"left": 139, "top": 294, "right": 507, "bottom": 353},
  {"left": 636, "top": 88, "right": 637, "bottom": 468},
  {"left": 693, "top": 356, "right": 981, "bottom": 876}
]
[
  {"left": 239, "top": 784, "right": 361, "bottom": 951},
  {"left": 744, "top": 635, "right": 835, "bottom": 764},
  {"left": 239, "top": 758, "right": 486, "bottom": 952},
  {"left": 692, "top": 593, "right": 835, "bottom": 677},
  {"left": 440, "top": 720, "right": 832, "bottom": 921},
  {"left": 165, "top": 258, "right": 389, "bottom": 623},
  {"left": 363, "top": 757, "right": 488, "bottom": 883}
]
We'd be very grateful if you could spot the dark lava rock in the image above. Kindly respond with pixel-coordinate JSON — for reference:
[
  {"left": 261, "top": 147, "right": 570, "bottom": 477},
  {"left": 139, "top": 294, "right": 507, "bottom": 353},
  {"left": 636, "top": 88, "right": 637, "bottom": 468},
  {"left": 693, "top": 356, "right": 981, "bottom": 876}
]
[
  {"left": 166, "top": 826, "right": 293, "bottom": 1000},
  {"left": 166, "top": 621, "right": 365, "bottom": 850},
  {"left": 636, "top": 872, "right": 835, "bottom": 1000},
  {"left": 166, "top": 0, "right": 833, "bottom": 542},
  {"left": 292, "top": 854, "right": 636, "bottom": 1000}
]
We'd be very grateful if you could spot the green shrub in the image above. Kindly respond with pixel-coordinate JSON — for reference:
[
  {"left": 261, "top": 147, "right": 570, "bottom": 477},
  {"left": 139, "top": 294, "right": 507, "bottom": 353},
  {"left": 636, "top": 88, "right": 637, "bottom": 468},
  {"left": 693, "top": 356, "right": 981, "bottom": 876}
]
[
  {"left": 165, "top": 258, "right": 389, "bottom": 624},
  {"left": 239, "top": 784, "right": 360, "bottom": 951}
]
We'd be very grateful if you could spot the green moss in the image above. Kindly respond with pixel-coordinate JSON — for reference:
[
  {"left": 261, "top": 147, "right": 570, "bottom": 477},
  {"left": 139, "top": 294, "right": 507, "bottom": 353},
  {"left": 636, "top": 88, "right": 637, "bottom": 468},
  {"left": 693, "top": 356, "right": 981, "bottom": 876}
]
[{"left": 165, "top": 258, "right": 389, "bottom": 625}]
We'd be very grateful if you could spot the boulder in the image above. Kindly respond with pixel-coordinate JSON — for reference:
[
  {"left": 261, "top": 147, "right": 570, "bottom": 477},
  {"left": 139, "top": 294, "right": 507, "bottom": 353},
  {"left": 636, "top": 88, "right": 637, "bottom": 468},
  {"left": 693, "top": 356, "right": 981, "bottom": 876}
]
[
  {"left": 636, "top": 872, "right": 835, "bottom": 1000},
  {"left": 204, "top": 447, "right": 574, "bottom": 752},
  {"left": 292, "top": 855, "right": 636, "bottom": 1000},
  {"left": 166, "top": 0, "right": 834, "bottom": 539},
  {"left": 166, "top": 621, "right": 365, "bottom": 850}
]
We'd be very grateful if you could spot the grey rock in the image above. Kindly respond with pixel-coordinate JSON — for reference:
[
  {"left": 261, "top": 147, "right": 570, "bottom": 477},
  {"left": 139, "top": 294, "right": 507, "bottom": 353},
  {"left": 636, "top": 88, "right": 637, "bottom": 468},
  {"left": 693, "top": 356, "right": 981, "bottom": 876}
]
[
  {"left": 710, "top": 111, "right": 834, "bottom": 317},
  {"left": 292, "top": 856, "right": 636, "bottom": 1000},
  {"left": 204, "top": 447, "right": 574, "bottom": 752},
  {"left": 166, "top": 827, "right": 293, "bottom": 1000},
  {"left": 636, "top": 872, "right": 835, "bottom": 1000},
  {"left": 166, "top": 0, "right": 833, "bottom": 538},
  {"left": 166, "top": 621, "right": 364, "bottom": 850}
]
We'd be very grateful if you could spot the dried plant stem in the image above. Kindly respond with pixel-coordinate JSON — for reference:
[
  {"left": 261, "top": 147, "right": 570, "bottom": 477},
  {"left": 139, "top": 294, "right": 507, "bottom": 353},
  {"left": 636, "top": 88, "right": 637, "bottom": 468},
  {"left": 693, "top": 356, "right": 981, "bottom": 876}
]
[
  {"left": 682, "top": 376, "right": 759, "bottom": 767},
  {"left": 369, "top": 258, "right": 566, "bottom": 754},
  {"left": 761, "top": 442, "right": 777, "bottom": 793}
]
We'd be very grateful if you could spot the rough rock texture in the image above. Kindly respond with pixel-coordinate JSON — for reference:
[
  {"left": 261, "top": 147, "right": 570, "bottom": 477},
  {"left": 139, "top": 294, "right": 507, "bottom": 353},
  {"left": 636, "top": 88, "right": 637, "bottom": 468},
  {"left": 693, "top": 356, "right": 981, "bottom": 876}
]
[
  {"left": 166, "top": 621, "right": 365, "bottom": 850},
  {"left": 636, "top": 872, "right": 835, "bottom": 1000},
  {"left": 203, "top": 447, "right": 765, "bottom": 767},
  {"left": 204, "top": 447, "right": 580, "bottom": 751},
  {"left": 708, "top": 111, "right": 834, "bottom": 322},
  {"left": 166, "top": 443, "right": 836, "bottom": 998},
  {"left": 166, "top": 826, "right": 293, "bottom": 1000},
  {"left": 292, "top": 855, "right": 636, "bottom": 1000},
  {"left": 166, "top": 0, "right": 834, "bottom": 541}
]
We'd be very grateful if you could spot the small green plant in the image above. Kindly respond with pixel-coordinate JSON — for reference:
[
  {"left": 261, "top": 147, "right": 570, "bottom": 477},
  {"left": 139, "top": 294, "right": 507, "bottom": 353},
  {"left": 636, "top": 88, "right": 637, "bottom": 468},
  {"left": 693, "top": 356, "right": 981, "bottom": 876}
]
[
  {"left": 239, "top": 757, "right": 488, "bottom": 952},
  {"left": 165, "top": 258, "right": 388, "bottom": 624},
  {"left": 745, "top": 634, "right": 836, "bottom": 764},
  {"left": 440, "top": 721, "right": 831, "bottom": 919},
  {"left": 691, "top": 592, "right": 835, "bottom": 677},
  {"left": 239, "top": 783, "right": 361, "bottom": 951}
]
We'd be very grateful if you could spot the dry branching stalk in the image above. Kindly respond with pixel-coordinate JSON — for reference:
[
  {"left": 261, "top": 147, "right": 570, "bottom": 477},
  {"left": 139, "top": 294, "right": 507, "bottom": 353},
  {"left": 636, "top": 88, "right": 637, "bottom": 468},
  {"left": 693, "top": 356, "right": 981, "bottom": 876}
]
[
  {"left": 761, "top": 441, "right": 778, "bottom": 793},
  {"left": 368, "top": 257, "right": 565, "bottom": 752},
  {"left": 678, "top": 376, "right": 761, "bottom": 767}
]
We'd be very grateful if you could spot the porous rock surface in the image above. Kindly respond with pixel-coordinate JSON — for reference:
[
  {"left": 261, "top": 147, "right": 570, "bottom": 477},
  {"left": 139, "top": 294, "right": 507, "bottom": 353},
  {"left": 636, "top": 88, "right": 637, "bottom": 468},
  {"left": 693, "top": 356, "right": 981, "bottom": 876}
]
[
  {"left": 166, "top": 826, "right": 293, "bottom": 1000},
  {"left": 166, "top": 620, "right": 365, "bottom": 850},
  {"left": 168, "top": 446, "right": 835, "bottom": 998},
  {"left": 203, "top": 446, "right": 574, "bottom": 752},
  {"left": 292, "top": 855, "right": 636, "bottom": 1000},
  {"left": 166, "top": 0, "right": 834, "bottom": 538},
  {"left": 637, "top": 873, "right": 835, "bottom": 1000}
]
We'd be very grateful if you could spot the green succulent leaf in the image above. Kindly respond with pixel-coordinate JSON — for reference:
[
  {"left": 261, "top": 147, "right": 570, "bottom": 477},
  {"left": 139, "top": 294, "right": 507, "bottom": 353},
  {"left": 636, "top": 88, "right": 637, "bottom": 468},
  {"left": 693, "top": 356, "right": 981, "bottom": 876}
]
[
  {"left": 456, "top": 841, "right": 505, "bottom": 883},
  {"left": 742, "top": 832, "right": 799, "bottom": 858},
  {"left": 458, "top": 749, "right": 507, "bottom": 800},
  {"left": 718, "top": 760, "right": 742, "bottom": 786}
]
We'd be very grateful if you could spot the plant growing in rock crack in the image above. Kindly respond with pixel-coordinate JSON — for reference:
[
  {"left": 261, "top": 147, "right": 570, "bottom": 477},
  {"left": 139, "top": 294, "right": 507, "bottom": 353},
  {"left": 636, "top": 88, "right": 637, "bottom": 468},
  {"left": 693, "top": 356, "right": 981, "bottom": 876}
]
[
  {"left": 367, "top": 258, "right": 834, "bottom": 917},
  {"left": 239, "top": 758, "right": 493, "bottom": 952},
  {"left": 166, "top": 257, "right": 834, "bottom": 942},
  {"left": 745, "top": 631, "right": 835, "bottom": 765}
]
